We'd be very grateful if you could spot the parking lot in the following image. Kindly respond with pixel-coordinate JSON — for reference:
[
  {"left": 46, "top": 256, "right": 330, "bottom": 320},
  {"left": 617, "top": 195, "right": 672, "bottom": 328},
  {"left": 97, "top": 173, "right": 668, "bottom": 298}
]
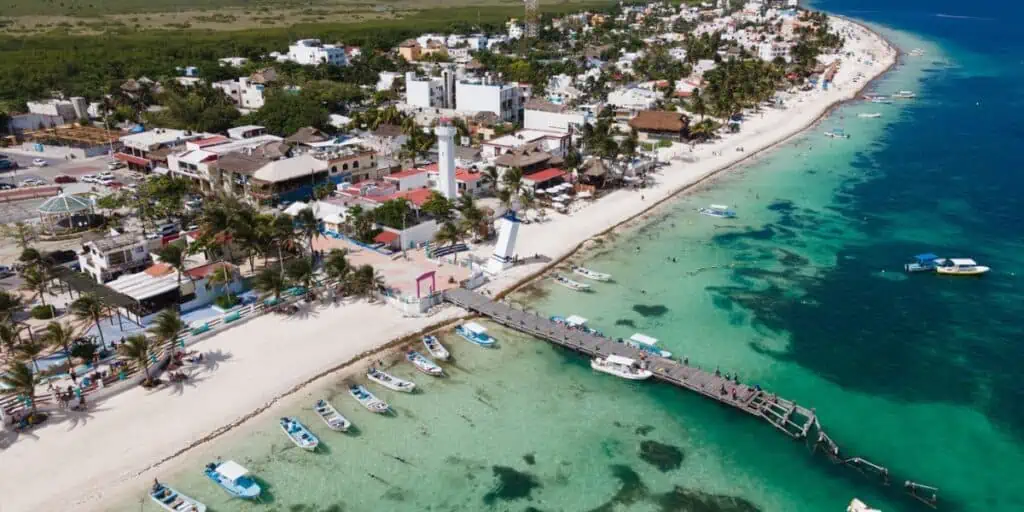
[{"left": 0, "top": 151, "right": 145, "bottom": 192}]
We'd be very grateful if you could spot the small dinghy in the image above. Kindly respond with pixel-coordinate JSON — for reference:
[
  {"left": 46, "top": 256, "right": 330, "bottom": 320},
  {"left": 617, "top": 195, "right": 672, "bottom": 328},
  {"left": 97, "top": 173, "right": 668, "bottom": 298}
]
[
  {"left": 149, "top": 482, "right": 207, "bottom": 512},
  {"left": 455, "top": 322, "right": 496, "bottom": 347},
  {"left": 314, "top": 399, "right": 351, "bottom": 431},
  {"left": 553, "top": 273, "right": 591, "bottom": 291},
  {"left": 280, "top": 417, "right": 319, "bottom": 451},
  {"left": 406, "top": 350, "right": 444, "bottom": 376},
  {"left": 367, "top": 367, "right": 417, "bottom": 392},
  {"left": 349, "top": 384, "right": 390, "bottom": 413},
  {"left": 571, "top": 264, "right": 611, "bottom": 282},
  {"left": 858, "top": 112, "right": 882, "bottom": 118},
  {"left": 422, "top": 335, "right": 450, "bottom": 360},
  {"left": 699, "top": 204, "right": 736, "bottom": 218},
  {"left": 204, "top": 460, "right": 261, "bottom": 499}
]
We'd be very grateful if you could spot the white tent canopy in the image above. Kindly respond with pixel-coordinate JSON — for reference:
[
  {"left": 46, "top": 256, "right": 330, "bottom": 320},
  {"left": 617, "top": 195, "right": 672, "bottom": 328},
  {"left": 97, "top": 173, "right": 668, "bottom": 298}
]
[{"left": 283, "top": 201, "right": 309, "bottom": 216}]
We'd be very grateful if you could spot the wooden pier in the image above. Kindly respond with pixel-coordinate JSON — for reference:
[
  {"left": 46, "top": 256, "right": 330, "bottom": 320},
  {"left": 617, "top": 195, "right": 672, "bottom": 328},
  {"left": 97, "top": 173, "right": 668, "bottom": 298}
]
[{"left": 443, "top": 288, "right": 941, "bottom": 508}]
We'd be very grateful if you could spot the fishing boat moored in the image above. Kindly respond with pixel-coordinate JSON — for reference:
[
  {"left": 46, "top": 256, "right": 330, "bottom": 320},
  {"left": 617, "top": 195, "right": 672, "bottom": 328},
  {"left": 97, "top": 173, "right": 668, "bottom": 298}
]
[
  {"left": 553, "top": 274, "right": 591, "bottom": 291},
  {"left": 935, "top": 258, "right": 990, "bottom": 276},
  {"left": 368, "top": 367, "right": 417, "bottom": 391},
  {"left": 456, "top": 322, "right": 497, "bottom": 347},
  {"left": 314, "top": 399, "right": 351, "bottom": 431},
  {"left": 279, "top": 417, "right": 319, "bottom": 451},
  {"left": 824, "top": 128, "right": 850, "bottom": 139},
  {"left": 892, "top": 90, "right": 916, "bottom": 99},
  {"left": 904, "top": 253, "right": 939, "bottom": 272},
  {"left": 698, "top": 204, "right": 736, "bottom": 218},
  {"left": 349, "top": 384, "right": 390, "bottom": 413},
  {"left": 590, "top": 355, "right": 653, "bottom": 381},
  {"left": 149, "top": 481, "right": 207, "bottom": 512},
  {"left": 406, "top": 350, "right": 443, "bottom": 376},
  {"left": 422, "top": 335, "right": 450, "bottom": 360},
  {"left": 204, "top": 460, "right": 262, "bottom": 500},
  {"left": 571, "top": 264, "right": 612, "bottom": 281},
  {"left": 858, "top": 112, "right": 882, "bottom": 118},
  {"left": 624, "top": 333, "right": 672, "bottom": 358}
]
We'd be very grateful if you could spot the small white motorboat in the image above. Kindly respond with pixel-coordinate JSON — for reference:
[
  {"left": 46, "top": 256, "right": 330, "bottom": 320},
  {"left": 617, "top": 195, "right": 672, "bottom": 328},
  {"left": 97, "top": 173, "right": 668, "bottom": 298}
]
[
  {"left": 314, "top": 399, "right": 351, "bottom": 431},
  {"left": 698, "top": 204, "right": 736, "bottom": 218},
  {"left": 553, "top": 274, "right": 591, "bottom": 291},
  {"left": 892, "top": 90, "right": 916, "bottom": 99},
  {"left": 847, "top": 498, "right": 882, "bottom": 512},
  {"left": 149, "top": 482, "right": 207, "bottom": 512},
  {"left": 858, "top": 112, "right": 882, "bottom": 118},
  {"left": 422, "top": 335, "right": 450, "bottom": 360},
  {"left": 590, "top": 355, "right": 653, "bottom": 381},
  {"left": 824, "top": 128, "right": 850, "bottom": 139},
  {"left": 349, "top": 384, "right": 390, "bottom": 413},
  {"left": 571, "top": 264, "right": 611, "bottom": 282},
  {"left": 367, "top": 367, "right": 416, "bottom": 392},
  {"left": 279, "top": 417, "right": 319, "bottom": 451},
  {"left": 934, "top": 258, "right": 990, "bottom": 276},
  {"left": 406, "top": 350, "right": 444, "bottom": 376},
  {"left": 456, "top": 322, "right": 497, "bottom": 347},
  {"left": 624, "top": 333, "right": 672, "bottom": 358}
]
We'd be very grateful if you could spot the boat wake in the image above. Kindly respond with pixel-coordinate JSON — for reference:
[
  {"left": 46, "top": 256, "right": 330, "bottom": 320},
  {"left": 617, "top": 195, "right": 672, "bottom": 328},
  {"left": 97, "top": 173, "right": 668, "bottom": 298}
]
[{"left": 934, "top": 13, "right": 994, "bottom": 21}]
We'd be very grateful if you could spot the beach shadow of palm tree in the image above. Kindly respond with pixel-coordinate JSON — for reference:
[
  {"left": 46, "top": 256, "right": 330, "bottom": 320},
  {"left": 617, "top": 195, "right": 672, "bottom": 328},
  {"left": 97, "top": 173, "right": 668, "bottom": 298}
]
[
  {"left": 197, "top": 349, "right": 233, "bottom": 373},
  {"left": 52, "top": 404, "right": 106, "bottom": 431},
  {"left": 163, "top": 371, "right": 210, "bottom": 396}
]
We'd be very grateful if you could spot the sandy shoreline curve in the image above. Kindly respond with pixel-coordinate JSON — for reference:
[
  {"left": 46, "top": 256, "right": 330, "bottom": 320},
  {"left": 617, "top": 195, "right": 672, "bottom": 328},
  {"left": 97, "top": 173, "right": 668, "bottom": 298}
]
[{"left": 0, "top": 17, "right": 899, "bottom": 512}]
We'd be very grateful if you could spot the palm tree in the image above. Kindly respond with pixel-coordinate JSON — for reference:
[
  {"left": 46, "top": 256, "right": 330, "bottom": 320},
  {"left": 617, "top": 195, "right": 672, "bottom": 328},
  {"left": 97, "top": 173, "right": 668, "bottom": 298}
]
[
  {"left": 43, "top": 321, "right": 76, "bottom": 382},
  {"left": 502, "top": 167, "right": 524, "bottom": 197},
  {"left": 323, "top": 249, "right": 350, "bottom": 284},
  {"left": 0, "top": 321, "right": 21, "bottom": 360},
  {"left": 348, "top": 264, "right": 385, "bottom": 301},
  {"left": 285, "top": 257, "right": 316, "bottom": 293},
  {"left": 118, "top": 335, "right": 155, "bottom": 386},
  {"left": 689, "top": 88, "right": 707, "bottom": 121},
  {"left": 20, "top": 265, "right": 50, "bottom": 307},
  {"left": 519, "top": 190, "right": 536, "bottom": 219},
  {"left": 70, "top": 294, "right": 107, "bottom": 349},
  {"left": 207, "top": 265, "right": 237, "bottom": 305},
  {"left": 0, "top": 290, "right": 24, "bottom": 321},
  {"left": 155, "top": 242, "right": 190, "bottom": 293},
  {"left": 433, "top": 222, "right": 466, "bottom": 262},
  {"left": 148, "top": 308, "right": 185, "bottom": 353},
  {"left": 198, "top": 197, "right": 238, "bottom": 262},
  {"left": 253, "top": 266, "right": 289, "bottom": 302},
  {"left": 294, "top": 207, "right": 321, "bottom": 256},
  {"left": 2, "top": 362, "right": 40, "bottom": 421},
  {"left": 14, "top": 338, "right": 46, "bottom": 372},
  {"left": 271, "top": 214, "right": 298, "bottom": 272}
]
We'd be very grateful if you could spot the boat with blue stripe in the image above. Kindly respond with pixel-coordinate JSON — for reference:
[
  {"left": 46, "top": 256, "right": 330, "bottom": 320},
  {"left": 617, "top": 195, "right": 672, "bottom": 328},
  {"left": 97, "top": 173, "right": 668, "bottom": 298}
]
[{"left": 455, "top": 322, "right": 496, "bottom": 347}]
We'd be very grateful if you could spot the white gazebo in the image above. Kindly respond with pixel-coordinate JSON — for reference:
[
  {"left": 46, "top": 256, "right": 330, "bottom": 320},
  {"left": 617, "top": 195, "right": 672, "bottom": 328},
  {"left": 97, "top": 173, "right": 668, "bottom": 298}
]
[{"left": 36, "top": 193, "right": 94, "bottom": 233}]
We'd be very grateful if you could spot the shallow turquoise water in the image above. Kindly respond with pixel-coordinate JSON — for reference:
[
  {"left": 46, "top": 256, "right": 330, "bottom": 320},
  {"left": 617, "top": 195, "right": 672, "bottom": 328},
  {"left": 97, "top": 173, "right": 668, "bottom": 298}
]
[{"left": 124, "top": 21, "right": 1024, "bottom": 512}]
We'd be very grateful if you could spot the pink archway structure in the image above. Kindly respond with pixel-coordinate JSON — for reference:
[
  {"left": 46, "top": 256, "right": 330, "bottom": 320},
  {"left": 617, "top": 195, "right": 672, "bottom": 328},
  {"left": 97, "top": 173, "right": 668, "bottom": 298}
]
[{"left": 415, "top": 270, "right": 437, "bottom": 298}]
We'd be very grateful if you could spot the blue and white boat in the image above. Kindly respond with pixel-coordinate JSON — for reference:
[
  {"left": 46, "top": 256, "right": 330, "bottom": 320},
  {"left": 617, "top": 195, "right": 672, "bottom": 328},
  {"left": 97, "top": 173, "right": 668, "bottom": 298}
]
[
  {"left": 349, "top": 384, "right": 389, "bottom": 413},
  {"left": 314, "top": 399, "right": 351, "bottom": 431},
  {"left": 824, "top": 128, "right": 850, "bottom": 139},
  {"left": 455, "top": 322, "right": 496, "bottom": 347},
  {"left": 368, "top": 367, "right": 417, "bottom": 391},
  {"left": 149, "top": 482, "right": 207, "bottom": 512},
  {"left": 406, "top": 350, "right": 444, "bottom": 376},
  {"left": 904, "top": 253, "right": 939, "bottom": 273},
  {"left": 422, "top": 335, "right": 450, "bottom": 360},
  {"left": 551, "top": 315, "right": 603, "bottom": 336},
  {"left": 204, "top": 460, "right": 261, "bottom": 500},
  {"left": 624, "top": 333, "right": 672, "bottom": 358},
  {"left": 279, "top": 417, "right": 319, "bottom": 451},
  {"left": 698, "top": 204, "right": 736, "bottom": 218}
]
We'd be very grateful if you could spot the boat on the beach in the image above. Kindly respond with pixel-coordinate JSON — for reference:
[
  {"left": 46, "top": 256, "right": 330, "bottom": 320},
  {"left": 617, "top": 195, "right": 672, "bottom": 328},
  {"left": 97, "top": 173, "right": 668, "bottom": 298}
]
[
  {"left": 456, "top": 322, "right": 497, "bottom": 347},
  {"left": 406, "top": 350, "right": 444, "bottom": 376},
  {"left": 349, "top": 384, "right": 390, "bottom": 413},
  {"left": 824, "top": 128, "right": 851, "bottom": 139},
  {"left": 904, "top": 253, "right": 940, "bottom": 273},
  {"left": 892, "top": 90, "right": 916, "bottom": 99},
  {"left": 368, "top": 367, "right": 417, "bottom": 391},
  {"left": 553, "top": 273, "right": 591, "bottom": 291},
  {"left": 422, "top": 335, "right": 450, "bottom": 360},
  {"left": 204, "top": 460, "right": 261, "bottom": 500},
  {"left": 571, "top": 264, "right": 612, "bottom": 282},
  {"left": 624, "top": 333, "right": 673, "bottom": 358},
  {"left": 591, "top": 354, "right": 653, "bottom": 381},
  {"left": 935, "top": 258, "right": 990, "bottom": 276},
  {"left": 698, "top": 204, "right": 736, "bottom": 218},
  {"left": 847, "top": 498, "right": 882, "bottom": 512},
  {"left": 551, "top": 314, "right": 603, "bottom": 335},
  {"left": 858, "top": 112, "right": 882, "bottom": 118},
  {"left": 279, "top": 417, "right": 319, "bottom": 451},
  {"left": 314, "top": 399, "right": 351, "bottom": 431},
  {"left": 149, "top": 482, "right": 207, "bottom": 512}
]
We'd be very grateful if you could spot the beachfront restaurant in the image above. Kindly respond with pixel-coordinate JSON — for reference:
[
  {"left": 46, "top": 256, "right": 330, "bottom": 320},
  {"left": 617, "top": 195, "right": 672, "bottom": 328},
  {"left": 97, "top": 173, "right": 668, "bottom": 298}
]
[{"left": 247, "top": 154, "right": 331, "bottom": 206}]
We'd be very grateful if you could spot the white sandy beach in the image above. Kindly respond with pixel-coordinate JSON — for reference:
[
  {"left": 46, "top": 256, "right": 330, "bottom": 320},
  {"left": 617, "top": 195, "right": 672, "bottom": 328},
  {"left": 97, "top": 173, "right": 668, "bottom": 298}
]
[{"left": 0, "top": 17, "right": 895, "bottom": 512}]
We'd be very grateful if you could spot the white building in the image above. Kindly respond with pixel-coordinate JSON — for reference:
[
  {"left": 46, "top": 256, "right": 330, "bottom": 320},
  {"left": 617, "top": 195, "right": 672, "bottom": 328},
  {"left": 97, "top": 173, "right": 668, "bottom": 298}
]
[
  {"left": 26, "top": 98, "right": 88, "bottom": 123},
  {"left": 607, "top": 87, "right": 662, "bottom": 113},
  {"left": 377, "top": 71, "right": 402, "bottom": 92},
  {"left": 78, "top": 234, "right": 151, "bottom": 283},
  {"left": 405, "top": 72, "right": 448, "bottom": 109},
  {"left": 434, "top": 122, "right": 458, "bottom": 200},
  {"left": 285, "top": 39, "right": 348, "bottom": 67},
  {"left": 507, "top": 20, "right": 524, "bottom": 39},
  {"left": 758, "top": 42, "right": 791, "bottom": 62},
  {"left": 523, "top": 100, "right": 587, "bottom": 134},
  {"left": 213, "top": 77, "right": 266, "bottom": 110},
  {"left": 481, "top": 129, "right": 570, "bottom": 159},
  {"left": 218, "top": 57, "right": 249, "bottom": 67},
  {"left": 455, "top": 79, "right": 523, "bottom": 124}
]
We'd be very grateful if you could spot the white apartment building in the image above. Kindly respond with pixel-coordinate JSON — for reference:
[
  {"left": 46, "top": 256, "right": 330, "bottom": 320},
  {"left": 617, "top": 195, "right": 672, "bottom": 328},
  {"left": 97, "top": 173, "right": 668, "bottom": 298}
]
[
  {"left": 607, "top": 87, "right": 662, "bottom": 113},
  {"left": 286, "top": 39, "right": 348, "bottom": 67},
  {"left": 212, "top": 77, "right": 266, "bottom": 110},
  {"left": 758, "top": 42, "right": 791, "bottom": 62},
  {"left": 78, "top": 234, "right": 151, "bottom": 283},
  {"left": 523, "top": 100, "right": 587, "bottom": 134},
  {"left": 456, "top": 79, "right": 523, "bottom": 124},
  {"left": 377, "top": 71, "right": 402, "bottom": 92},
  {"left": 26, "top": 98, "right": 88, "bottom": 123},
  {"left": 405, "top": 72, "right": 449, "bottom": 109}
]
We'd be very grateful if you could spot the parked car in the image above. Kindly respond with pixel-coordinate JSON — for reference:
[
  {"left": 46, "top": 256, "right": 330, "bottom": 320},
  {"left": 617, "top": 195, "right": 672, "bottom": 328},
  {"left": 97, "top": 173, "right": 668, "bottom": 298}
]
[
  {"left": 81, "top": 174, "right": 98, "bottom": 183},
  {"left": 20, "top": 178, "right": 46, "bottom": 187},
  {"left": 107, "top": 161, "right": 126, "bottom": 170},
  {"left": 31, "top": 158, "right": 48, "bottom": 167},
  {"left": 0, "top": 160, "right": 18, "bottom": 171},
  {"left": 54, "top": 174, "right": 78, "bottom": 184},
  {"left": 0, "top": 182, "right": 16, "bottom": 190},
  {"left": 97, "top": 176, "right": 116, "bottom": 186}
]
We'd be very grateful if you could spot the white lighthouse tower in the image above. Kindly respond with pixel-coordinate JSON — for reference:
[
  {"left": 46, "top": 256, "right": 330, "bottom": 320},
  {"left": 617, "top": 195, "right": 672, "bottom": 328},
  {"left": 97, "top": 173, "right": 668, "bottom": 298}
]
[{"left": 434, "top": 120, "right": 458, "bottom": 200}]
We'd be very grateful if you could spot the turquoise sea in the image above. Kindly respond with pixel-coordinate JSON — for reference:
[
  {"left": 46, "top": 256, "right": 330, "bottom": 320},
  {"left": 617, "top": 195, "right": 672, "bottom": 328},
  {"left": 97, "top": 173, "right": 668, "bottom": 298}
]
[{"left": 129, "top": 3, "right": 1024, "bottom": 511}]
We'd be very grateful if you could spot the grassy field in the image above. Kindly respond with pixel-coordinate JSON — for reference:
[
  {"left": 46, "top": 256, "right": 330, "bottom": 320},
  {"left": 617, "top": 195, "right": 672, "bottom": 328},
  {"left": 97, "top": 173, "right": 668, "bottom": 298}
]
[{"left": 0, "top": 0, "right": 572, "bottom": 35}]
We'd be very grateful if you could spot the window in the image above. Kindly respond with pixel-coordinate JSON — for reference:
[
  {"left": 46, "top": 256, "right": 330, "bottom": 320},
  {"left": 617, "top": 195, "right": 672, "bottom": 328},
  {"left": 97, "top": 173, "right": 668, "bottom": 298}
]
[
  {"left": 353, "top": 160, "right": 359, "bottom": 168},
  {"left": 343, "top": 163, "right": 349, "bottom": 170},
  {"left": 332, "top": 166, "right": 338, "bottom": 174}
]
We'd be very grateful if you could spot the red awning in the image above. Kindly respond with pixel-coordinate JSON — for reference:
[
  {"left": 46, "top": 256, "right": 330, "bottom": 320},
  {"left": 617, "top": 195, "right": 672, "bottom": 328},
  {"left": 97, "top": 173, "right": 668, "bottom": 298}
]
[
  {"left": 374, "top": 231, "right": 400, "bottom": 244},
  {"left": 114, "top": 152, "right": 151, "bottom": 167},
  {"left": 523, "top": 168, "right": 566, "bottom": 184}
]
